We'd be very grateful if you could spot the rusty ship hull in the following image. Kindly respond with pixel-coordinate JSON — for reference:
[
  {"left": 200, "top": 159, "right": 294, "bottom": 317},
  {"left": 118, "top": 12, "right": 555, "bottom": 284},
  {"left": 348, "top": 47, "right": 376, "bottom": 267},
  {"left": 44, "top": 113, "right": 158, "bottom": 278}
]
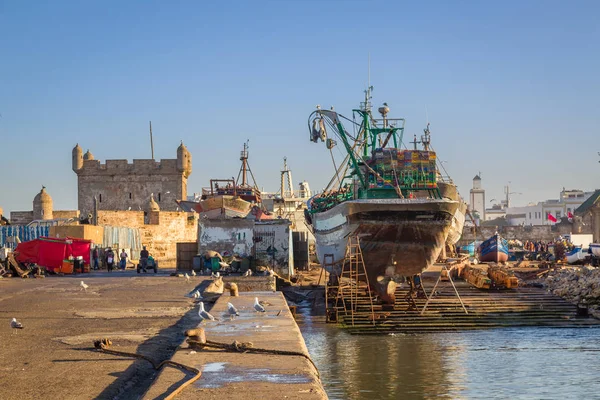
[{"left": 311, "top": 198, "right": 460, "bottom": 282}]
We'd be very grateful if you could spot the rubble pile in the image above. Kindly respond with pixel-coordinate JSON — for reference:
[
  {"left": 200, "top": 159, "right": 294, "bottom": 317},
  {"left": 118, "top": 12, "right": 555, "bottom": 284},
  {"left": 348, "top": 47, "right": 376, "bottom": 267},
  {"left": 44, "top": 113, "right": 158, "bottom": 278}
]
[{"left": 544, "top": 266, "right": 600, "bottom": 318}]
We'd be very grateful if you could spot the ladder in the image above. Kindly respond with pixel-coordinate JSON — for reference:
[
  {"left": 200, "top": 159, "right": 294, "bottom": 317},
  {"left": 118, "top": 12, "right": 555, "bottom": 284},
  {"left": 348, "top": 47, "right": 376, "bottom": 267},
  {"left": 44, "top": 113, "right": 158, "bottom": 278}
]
[{"left": 334, "top": 236, "right": 375, "bottom": 326}]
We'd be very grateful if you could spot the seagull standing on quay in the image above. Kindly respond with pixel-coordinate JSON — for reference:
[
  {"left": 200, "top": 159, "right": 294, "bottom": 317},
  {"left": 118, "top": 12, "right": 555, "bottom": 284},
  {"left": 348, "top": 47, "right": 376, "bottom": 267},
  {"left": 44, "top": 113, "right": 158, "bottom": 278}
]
[
  {"left": 227, "top": 302, "right": 240, "bottom": 320},
  {"left": 80, "top": 281, "right": 89, "bottom": 292},
  {"left": 254, "top": 297, "right": 266, "bottom": 313},
  {"left": 198, "top": 302, "right": 215, "bottom": 322},
  {"left": 185, "top": 273, "right": 190, "bottom": 283},
  {"left": 191, "top": 270, "right": 196, "bottom": 277},
  {"left": 10, "top": 318, "right": 24, "bottom": 334}
]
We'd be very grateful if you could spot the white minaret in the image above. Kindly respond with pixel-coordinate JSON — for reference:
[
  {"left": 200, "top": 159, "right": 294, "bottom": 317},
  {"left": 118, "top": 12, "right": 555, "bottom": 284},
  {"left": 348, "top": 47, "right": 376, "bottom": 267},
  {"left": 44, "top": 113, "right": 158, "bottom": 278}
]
[{"left": 470, "top": 174, "right": 485, "bottom": 221}]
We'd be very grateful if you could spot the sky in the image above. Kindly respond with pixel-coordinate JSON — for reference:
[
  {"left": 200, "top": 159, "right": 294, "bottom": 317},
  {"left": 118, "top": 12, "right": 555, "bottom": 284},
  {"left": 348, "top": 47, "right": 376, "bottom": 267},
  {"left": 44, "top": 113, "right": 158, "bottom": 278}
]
[{"left": 1, "top": 1, "right": 599, "bottom": 215}]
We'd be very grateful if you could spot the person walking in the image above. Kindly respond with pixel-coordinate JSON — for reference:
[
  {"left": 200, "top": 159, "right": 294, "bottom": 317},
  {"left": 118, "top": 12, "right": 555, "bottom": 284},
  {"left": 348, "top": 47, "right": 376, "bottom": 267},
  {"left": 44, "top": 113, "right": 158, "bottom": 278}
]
[
  {"left": 120, "top": 249, "right": 128, "bottom": 271},
  {"left": 106, "top": 248, "right": 115, "bottom": 272},
  {"left": 92, "top": 246, "right": 100, "bottom": 270},
  {"left": 140, "top": 246, "right": 149, "bottom": 273}
]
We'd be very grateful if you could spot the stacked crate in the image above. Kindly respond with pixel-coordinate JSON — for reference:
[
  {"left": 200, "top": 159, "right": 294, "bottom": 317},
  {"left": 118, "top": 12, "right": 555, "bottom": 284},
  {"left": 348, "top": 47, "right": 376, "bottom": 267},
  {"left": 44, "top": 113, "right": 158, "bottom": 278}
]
[{"left": 367, "top": 149, "right": 437, "bottom": 189}]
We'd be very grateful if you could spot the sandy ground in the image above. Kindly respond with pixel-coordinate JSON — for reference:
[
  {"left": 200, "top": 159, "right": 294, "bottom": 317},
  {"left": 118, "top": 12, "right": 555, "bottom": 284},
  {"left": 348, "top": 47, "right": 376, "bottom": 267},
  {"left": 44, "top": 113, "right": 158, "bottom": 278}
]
[{"left": 0, "top": 270, "right": 207, "bottom": 400}]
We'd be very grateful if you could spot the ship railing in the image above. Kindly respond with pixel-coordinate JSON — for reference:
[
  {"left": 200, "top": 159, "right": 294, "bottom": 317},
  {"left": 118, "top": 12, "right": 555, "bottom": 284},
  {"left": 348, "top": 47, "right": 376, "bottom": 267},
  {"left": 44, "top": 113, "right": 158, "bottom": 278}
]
[{"left": 438, "top": 175, "right": 454, "bottom": 184}]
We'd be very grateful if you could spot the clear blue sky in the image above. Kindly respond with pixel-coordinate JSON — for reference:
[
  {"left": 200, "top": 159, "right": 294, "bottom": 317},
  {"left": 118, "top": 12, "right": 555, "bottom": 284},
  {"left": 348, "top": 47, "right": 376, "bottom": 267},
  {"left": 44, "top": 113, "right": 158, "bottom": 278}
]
[{"left": 1, "top": 1, "right": 599, "bottom": 215}]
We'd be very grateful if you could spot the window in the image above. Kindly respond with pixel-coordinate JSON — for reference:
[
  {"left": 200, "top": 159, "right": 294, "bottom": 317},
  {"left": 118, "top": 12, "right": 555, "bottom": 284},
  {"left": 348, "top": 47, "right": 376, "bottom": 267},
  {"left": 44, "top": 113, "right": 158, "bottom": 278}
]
[
  {"left": 99, "top": 194, "right": 102, "bottom": 203},
  {"left": 556, "top": 211, "right": 561, "bottom": 218},
  {"left": 129, "top": 193, "right": 132, "bottom": 200},
  {"left": 529, "top": 212, "right": 531, "bottom": 219},
  {"left": 158, "top": 193, "right": 161, "bottom": 202}
]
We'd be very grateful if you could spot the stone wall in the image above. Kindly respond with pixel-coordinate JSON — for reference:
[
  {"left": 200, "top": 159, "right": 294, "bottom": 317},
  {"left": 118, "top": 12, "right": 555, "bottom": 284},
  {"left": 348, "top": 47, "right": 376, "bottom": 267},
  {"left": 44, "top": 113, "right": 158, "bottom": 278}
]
[
  {"left": 10, "top": 210, "right": 79, "bottom": 225},
  {"left": 75, "top": 159, "right": 187, "bottom": 215},
  {"left": 254, "top": 220, "right": 293, "bottom": 277},
  {"left": 96, "top": 210, "right": 198, "bottom": 267},
  {"left": 9, "top": 211, "right": 34, "bottom": 225},
  {"left": 53, "top": 210, "right": 80, "bottom": 220},
  {"left": 460, "top": 221, "right": 593, "bottom": 245},
  {"left": 49, "top": 225, "right": 104, "bottom": 245},
  {"left": 198, "top": 219, "right": 255, "bottom": 257}
]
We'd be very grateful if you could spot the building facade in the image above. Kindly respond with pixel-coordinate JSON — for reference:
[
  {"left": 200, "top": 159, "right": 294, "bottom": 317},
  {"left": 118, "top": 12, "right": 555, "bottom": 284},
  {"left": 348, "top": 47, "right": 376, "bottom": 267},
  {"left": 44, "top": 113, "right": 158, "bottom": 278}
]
[
  {"left": 469, "top": 174, "right": 485, "bottom": 221},
  {"left": 72, "top": 143, "right": 192, "bottom": 216}
]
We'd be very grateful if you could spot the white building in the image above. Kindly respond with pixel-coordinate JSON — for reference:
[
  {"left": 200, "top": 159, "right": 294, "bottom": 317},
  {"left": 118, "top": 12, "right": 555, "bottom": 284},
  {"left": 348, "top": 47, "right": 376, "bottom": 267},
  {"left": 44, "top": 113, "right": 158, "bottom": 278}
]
[
  {"left": 469, "top": 174, "right": 485, "bottom": 221},
  {"left": 504, "top": 189, "right": 595, "bottom": 226}
]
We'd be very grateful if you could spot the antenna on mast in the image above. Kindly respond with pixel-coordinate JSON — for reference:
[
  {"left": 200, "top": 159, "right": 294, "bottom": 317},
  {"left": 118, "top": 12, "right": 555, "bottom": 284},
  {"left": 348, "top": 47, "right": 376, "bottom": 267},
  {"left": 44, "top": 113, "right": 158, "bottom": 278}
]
[
  {"left": 149, "top": 121, "right": 154, "bottom": 160},
  {"left": 362, "top": 53, "right": 373, "bottom": 112}
]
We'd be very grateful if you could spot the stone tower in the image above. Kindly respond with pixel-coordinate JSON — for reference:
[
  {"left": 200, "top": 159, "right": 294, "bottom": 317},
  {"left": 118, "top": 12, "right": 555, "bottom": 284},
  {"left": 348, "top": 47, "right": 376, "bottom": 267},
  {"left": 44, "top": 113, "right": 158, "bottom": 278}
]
[
  {"left": 73, "top": 143, "right": 191, "bottom": 215},
  {"left": 72, "top": 144, "right": 83, "bottom": 172},
  {"left": 469, "top": 174, "right": 485, "bottom": 221},
  {"left": 33, "top": 186, "right": 53, "bottom": 220},
  {"left": 177, "top": 142, "right": 192, "bottom": 178}
]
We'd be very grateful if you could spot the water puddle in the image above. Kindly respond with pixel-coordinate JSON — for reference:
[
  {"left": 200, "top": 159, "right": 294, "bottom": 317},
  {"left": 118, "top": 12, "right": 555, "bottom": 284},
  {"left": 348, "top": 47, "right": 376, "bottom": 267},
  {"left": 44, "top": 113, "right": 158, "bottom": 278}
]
[{"left": 196, "top": 364, "right": 311, "bottom": 388}]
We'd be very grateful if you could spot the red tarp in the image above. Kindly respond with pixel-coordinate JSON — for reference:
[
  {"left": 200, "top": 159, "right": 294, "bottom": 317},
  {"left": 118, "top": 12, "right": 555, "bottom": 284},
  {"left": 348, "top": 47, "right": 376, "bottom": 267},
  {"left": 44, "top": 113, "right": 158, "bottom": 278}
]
[{"left": 15, "top": 237, "right": 91, "bottom": 270}]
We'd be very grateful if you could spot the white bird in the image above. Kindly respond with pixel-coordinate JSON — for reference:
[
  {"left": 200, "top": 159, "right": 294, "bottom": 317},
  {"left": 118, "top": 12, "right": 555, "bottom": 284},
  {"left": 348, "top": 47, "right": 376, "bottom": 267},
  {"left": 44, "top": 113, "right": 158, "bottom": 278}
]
[
  {"left": 80, "top": 281, "right": 89, "bottom": 292},
  {"left": 127, "top": 207, "right": 132, "bottom": 211},
  {"left": 254, "top": 297, "right": 266, "bottom": 313},
  {"left": 211, "top": 271, "right": 220, "bottom": 279},
  {"left": 10, "top": 318, "right": 24, "bottom": 334},
  {"left": 193, "top": 290, "right": 202, "bottom": 299},
  {"left": 243, "top": 269, "right": 253, "bottom": 277},
  {"left": 185, "top": 273, "right": 190, "bottom": 283},
  {"left": 227, "top": 302, "right": 240, "bottom": 319},
  {"left": 198, "top": 302, "right": 215, "bottom": 322},
  {"left": 191, "top": 270, "right": 196, "bottom": 277}
]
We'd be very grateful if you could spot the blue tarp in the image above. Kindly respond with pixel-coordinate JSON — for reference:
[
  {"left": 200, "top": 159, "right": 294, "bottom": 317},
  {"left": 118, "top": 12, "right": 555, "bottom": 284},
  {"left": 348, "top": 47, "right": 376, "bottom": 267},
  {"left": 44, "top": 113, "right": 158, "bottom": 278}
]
[{"left": 0, "top": 225, "right": 49, "bottom": 248}]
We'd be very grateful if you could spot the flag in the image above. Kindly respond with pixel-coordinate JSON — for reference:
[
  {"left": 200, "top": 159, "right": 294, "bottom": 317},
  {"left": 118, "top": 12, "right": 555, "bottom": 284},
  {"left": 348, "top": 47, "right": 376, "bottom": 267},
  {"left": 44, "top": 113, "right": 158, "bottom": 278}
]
[
  {"left": 568, "top": 211, "right": 574, "bottom": 219},
  {"left": 547, "top": 213, "right": 557, "bottom": 223}
]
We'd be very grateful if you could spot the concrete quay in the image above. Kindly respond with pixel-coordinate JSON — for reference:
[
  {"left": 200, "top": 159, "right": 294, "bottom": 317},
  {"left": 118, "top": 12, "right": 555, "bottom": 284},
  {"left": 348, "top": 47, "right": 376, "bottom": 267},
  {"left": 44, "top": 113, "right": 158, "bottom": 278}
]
[{"left": 143, "top": 291, "right": 327, "bottom": 399}]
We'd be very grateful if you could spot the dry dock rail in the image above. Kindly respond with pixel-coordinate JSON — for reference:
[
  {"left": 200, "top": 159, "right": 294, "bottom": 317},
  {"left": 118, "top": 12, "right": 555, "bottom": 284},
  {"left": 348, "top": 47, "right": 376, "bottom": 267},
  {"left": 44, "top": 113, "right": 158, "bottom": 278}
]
[
  {"left": 335, "top": 278, "right": 600, "bottom": 335},
  {"left": 144, "top": 291, "right": 326, "bottom": 399}
]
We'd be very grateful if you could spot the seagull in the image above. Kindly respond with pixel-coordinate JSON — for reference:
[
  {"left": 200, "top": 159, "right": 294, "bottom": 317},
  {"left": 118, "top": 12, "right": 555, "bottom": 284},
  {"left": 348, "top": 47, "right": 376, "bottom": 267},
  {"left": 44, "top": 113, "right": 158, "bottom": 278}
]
[
  {"left": 191, "top": 270, "right": 196, "bottom": 277},
  {"left": 127, "top": 207, "right": 132, "bottom": 211},
  {"left": 244, "top": 269, "right": 252, "bottom": 277},
  {"left": 254, "top": 297, "right": 266, "bottom": 313},
  {"left": 80, "top": 281, "right": 89, "bottom": 292},
  {"left": 211, "top": 271, "right": 220, "bottom": 279},
  {"left": 185, "top": 273, "right": 190, "bottom": 283},
  {"left": 193, "top": 290, "right": 202, "bottom": 299},
  {"left": 10, "top": 318, "right": 24, "bottom": 334},
  {"left": 198, "top": 302, "right": 215, "bottom": 322},
  {"left": 227, "top": 302, "right": 240, "bottom": 320}
]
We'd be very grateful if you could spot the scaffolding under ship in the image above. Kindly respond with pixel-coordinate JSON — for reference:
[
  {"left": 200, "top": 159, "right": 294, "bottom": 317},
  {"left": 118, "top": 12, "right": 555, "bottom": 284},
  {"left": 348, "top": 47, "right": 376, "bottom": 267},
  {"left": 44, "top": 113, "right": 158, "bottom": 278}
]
[{"left": 306, "top": 87, "right": 467, "bottom": 303}]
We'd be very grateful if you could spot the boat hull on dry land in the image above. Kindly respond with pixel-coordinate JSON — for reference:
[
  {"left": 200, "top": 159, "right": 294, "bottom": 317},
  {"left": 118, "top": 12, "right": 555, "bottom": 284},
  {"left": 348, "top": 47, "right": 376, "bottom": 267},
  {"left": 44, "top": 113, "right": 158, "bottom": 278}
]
[
  {"left": 306, "top": 88, "right": 466, "bottom": 303},
  {"left": 312, "top": 198, "right": 460, "bottom": 281}
]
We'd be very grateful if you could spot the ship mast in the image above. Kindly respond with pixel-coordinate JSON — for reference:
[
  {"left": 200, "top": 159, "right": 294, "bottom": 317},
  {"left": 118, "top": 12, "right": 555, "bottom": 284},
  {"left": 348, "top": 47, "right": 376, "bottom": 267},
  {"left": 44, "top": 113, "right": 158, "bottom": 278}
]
[{"left": 240, "top": 141, "right": 249, "bottom": 186}]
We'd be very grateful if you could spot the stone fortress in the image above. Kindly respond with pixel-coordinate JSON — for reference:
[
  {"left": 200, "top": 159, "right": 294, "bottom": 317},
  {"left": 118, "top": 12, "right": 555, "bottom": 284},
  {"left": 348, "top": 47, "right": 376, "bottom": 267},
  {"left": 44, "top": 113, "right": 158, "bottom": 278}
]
[{"left": 72, "top": 142, "right": 192, "bottom": 216}]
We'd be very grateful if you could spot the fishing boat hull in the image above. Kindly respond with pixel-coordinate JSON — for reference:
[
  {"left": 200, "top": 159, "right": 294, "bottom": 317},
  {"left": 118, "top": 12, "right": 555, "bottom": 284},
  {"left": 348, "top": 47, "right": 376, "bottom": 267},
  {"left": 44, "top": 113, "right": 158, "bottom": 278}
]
[
  {"left": 311, "top": 198, "right": 460, "bottom": 282},
  {"left": 566, "top": 246, "right": 584, "bottom": 264},
  {"left": 177, "top": 196, "right": 253, "bottom": 218},
  {"left": 590, "top": 244, "right": 600, "bottom": 257},
  {"left": 478, "top": 234, "right": 509, "bottom": 263}
]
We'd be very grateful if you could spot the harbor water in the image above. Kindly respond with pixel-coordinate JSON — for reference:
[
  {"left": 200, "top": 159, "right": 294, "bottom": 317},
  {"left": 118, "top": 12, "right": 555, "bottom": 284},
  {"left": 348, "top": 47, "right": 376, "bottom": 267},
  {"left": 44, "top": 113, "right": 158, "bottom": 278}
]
[{"left": 298, "top": 306, "right": 600, "bottom": 400}]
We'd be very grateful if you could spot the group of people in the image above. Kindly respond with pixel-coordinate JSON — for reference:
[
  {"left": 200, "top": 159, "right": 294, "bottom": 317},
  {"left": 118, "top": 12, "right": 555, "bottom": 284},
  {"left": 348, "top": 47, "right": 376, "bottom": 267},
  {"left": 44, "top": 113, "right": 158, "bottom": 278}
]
[
  {"left": 91, "top": 246, "right": 142, "bottom": 272},
  {"left": 90, "top": 246, "right": 153, "bottom": 272},
  {"left": 523, "top": 240, "right": 550, "bottom": 253}
]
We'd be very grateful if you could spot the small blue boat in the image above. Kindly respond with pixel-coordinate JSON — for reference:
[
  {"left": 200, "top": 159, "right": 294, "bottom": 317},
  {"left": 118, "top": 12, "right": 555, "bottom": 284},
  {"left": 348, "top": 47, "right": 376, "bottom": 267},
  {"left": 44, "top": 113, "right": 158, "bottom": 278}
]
[
  {"left": 478, "top": 233, "right": 509, "bottom": 263},
  {"left": 566, "top": 246, "right": 584, "bottom": 264}
]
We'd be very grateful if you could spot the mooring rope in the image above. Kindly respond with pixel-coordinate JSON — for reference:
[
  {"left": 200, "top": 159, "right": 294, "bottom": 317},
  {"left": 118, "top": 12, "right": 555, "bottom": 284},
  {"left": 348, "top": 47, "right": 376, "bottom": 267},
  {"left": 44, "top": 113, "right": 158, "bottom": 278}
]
[
  {"left": 185, "top": 338, "right": 321, "bottom": 379},
  {"left": 90, "top": 335, "right": 321, "bottom": 399},
  {"left": 93, "top": 338, "right": 202, "bottom": 400}
]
